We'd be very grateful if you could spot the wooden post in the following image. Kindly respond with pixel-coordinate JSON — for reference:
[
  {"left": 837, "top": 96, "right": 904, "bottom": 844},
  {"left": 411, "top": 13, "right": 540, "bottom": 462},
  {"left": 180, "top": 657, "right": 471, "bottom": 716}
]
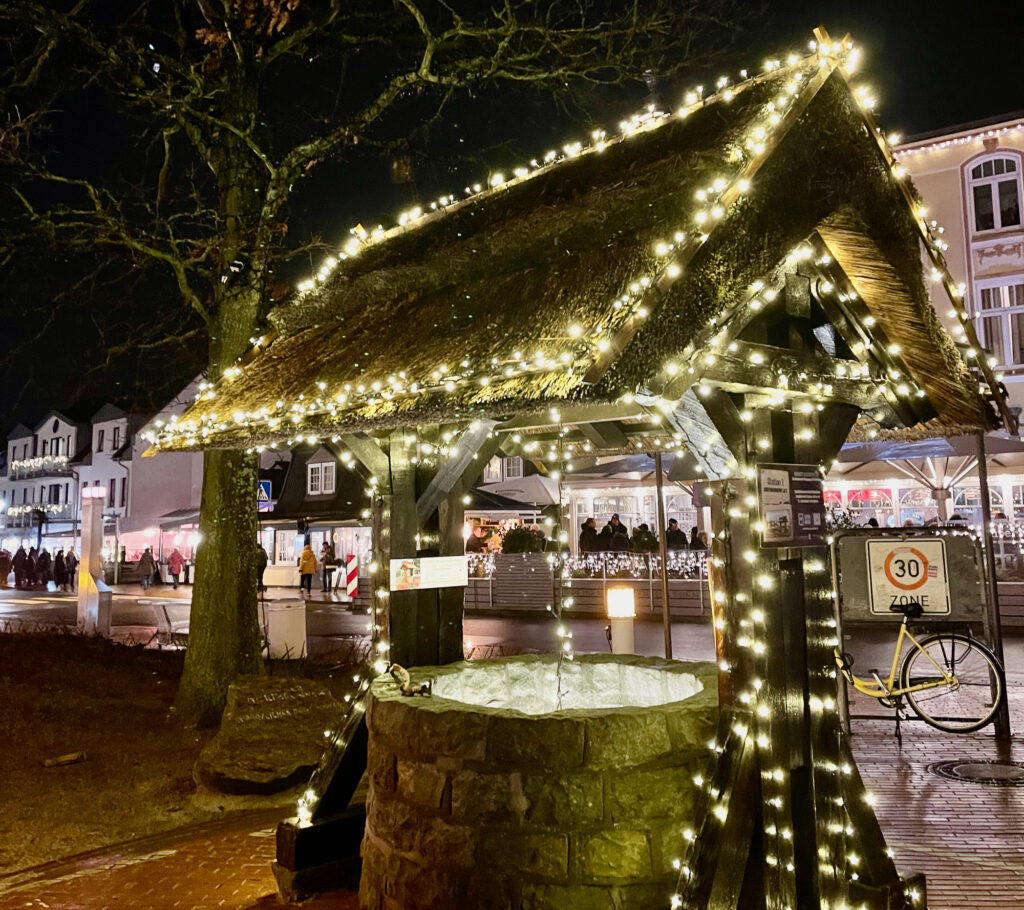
[
  {"left": 654, "top": 451, "right": 673, "bottom": 659},
  {"left": 437, "top": 486, "right": 467, "bottom": 664},
  {"left": 679, "top": 268, "right": 919, "bottom": 908},
  {"left": 975, "top": 431, "right": 1011, "bottom": 739},
  {"left": 386, "top": 431, "right": 421, "bottom": 667}
]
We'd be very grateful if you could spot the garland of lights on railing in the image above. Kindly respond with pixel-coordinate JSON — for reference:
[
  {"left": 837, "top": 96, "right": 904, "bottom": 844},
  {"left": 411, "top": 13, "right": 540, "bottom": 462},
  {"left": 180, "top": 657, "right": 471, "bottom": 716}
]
[
  {"left": 6, "top": 503, "right": 69, "bottom": 516},
  {"left": 8, "top": 455, "right": 69, "bottom": 477}
]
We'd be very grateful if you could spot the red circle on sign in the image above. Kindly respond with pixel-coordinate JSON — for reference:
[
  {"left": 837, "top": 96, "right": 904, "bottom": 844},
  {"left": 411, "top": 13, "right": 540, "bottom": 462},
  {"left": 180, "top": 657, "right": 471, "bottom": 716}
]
[{"left": 883, "top": 547, "right": 929, "bottom": 591}]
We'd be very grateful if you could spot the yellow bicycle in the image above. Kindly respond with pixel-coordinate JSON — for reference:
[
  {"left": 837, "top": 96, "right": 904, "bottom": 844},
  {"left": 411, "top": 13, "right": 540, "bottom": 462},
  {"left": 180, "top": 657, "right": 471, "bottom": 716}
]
[{"left": 834, "top": 601, "right": 1006, "bottom": 733}]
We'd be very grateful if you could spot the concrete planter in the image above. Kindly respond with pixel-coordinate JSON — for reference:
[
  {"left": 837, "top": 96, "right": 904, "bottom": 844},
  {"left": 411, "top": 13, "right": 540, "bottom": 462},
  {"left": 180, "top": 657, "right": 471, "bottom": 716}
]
[{"left": 360, "top": 653, "right": 719, "bottom": 910}]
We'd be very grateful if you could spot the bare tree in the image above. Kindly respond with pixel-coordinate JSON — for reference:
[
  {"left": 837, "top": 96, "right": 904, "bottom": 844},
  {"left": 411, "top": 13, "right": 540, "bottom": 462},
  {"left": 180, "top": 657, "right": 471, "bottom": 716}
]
[{"left": 0, "top": 0, "right": 752, "bottom": 725}]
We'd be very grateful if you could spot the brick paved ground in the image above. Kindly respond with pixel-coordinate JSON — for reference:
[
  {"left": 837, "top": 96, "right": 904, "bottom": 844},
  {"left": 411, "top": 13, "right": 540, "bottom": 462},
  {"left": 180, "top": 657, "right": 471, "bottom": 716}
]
[
  {"left": 0, "top": 810, "right": 359, "bottom": 910},
  {"left": 850, "top": 686, "right": 1024, "bottom": 910}
]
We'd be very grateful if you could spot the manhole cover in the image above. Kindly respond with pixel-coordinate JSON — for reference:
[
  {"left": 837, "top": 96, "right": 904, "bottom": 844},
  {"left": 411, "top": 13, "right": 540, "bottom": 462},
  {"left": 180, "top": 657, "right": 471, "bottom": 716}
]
[{"left": 928, "top": 759, "right": 1024, "bottom": 786}]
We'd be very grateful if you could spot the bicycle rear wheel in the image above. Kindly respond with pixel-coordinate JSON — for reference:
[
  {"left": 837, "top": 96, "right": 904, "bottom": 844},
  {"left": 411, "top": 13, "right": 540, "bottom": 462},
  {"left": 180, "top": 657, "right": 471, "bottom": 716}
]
[{"left": 900, "top": 633, "right": 1005, "bottom": 733}]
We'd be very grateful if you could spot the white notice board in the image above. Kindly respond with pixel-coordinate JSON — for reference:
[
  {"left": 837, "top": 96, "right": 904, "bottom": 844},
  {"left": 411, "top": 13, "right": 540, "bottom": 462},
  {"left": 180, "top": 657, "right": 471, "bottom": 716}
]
[
  {"left": 390, "top": 556, "right": 469, "bottom": 591},
  {"left": 866, "top": 538, "right": 951, "bottom": 616}
]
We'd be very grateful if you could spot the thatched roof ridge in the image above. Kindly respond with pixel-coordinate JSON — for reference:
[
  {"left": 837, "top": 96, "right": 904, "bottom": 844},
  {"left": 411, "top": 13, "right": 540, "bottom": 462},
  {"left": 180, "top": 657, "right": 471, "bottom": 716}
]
[{"left": 149, "top": 47, "right": 995, "bottom": 452}]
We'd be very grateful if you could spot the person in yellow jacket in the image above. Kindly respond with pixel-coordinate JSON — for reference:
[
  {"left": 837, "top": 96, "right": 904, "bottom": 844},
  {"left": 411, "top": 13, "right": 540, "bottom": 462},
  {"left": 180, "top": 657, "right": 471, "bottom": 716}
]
[{"left": 297, "top": 543, "right": 317, "bottom": 596}]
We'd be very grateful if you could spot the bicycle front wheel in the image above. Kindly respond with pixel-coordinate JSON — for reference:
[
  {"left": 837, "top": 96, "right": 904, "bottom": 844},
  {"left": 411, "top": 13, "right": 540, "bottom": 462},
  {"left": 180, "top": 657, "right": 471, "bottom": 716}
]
[{"left": 900, "top": 633, "right": 1005, "bottom": 733}]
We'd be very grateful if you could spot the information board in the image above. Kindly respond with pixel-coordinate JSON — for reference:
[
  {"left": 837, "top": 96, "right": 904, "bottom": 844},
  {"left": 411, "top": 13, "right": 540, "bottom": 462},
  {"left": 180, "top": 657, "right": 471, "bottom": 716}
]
[
  {"left": 756, "top": 463, "right": 827, "bottom": 547},
  {"left": 866, "top": 538, "right": 951, "bottom": 616},
  {"left": 390, "top": 556, "right": 469, "bottom": 591}
]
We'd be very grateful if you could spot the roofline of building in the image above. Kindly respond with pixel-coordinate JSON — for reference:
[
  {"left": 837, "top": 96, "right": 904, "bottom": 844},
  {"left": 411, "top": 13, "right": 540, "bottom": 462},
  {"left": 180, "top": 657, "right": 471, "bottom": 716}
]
[
  {"left": 32, "top": 409, "right": 84, "bottom": 432},
  {"left": 896, "top": 111, "right": 1024, "bottom": 154}
]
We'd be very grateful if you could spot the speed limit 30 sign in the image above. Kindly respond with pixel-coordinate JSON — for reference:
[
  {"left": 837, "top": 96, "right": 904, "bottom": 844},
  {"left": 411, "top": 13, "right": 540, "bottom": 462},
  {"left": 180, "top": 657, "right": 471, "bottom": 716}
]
[{"left": 866, "top": 538, "right": 951, "bottom": 615}]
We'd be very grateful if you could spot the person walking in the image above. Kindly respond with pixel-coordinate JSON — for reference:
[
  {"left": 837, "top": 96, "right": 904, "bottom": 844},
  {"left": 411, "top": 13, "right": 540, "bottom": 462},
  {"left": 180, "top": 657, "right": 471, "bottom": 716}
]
[
  {"left": 137, "top": 547, "right": 155, "bottom": 591},
  {"left": 167, "top": 547, "right": 185, "bottom": 589},
  {"left": 256, "top": 542, "right": 269, "bottom": 593},
  {"left": 53, "top": 550, "right": 67, "bottom": 591},
  {"left": 298, "top": 543, "right": 317, "bottom": 596},
  {"left": 26, "top": 547, "right": 38, "bottom": 588},
  {"left": 64, "top": 550, "right": 78, "bottom": 590},
  {"left": 12, "top": 547, "right": 26, "bottom": 589},
  {"left": 320, "top": 541, "right": 336, "bottom": 592},
  {"left": 0, "top": 549, "right": 11, "bottom": 588},
  {"left": 36, "top": 549, "right": 52, "bottom": 587}
]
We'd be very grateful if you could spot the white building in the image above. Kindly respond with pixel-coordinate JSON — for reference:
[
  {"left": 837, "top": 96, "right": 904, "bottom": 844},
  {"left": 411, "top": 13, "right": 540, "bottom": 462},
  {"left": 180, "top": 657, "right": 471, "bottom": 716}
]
[
  {"left": 1, "top": 411, "right": 88, "bottom": 551},
  {"left": 0, "top": 402, "right": 204, "bottom": 563}
]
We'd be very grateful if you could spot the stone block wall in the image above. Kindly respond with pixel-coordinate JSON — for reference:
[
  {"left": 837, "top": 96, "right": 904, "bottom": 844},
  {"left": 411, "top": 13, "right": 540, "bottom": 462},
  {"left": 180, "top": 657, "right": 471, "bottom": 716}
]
[{"left": 359, "top": 654, "right": 719, "bottom": 910}]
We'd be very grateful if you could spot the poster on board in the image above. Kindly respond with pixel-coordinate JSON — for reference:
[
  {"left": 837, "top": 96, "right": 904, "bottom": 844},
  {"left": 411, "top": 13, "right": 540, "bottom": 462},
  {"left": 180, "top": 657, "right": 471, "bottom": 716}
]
[
  {"left": 390, "top": 556, "right": 469, "bottom": 591},
  {"left": 756, "top": 463, "right": 827, "bottom": 547},
  {"left": 866, "top": 538, "right": 951, "bottom": 615}
]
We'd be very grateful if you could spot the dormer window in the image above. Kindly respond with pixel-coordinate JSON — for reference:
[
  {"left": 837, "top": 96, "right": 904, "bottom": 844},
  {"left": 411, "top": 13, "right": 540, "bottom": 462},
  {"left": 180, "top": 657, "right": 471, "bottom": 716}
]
[
  {"left": 969, "top": 156, "right": 1021, "bottom": 232},
  {"left": 307, "top": 461, "right": 336, "bottom": 495}
]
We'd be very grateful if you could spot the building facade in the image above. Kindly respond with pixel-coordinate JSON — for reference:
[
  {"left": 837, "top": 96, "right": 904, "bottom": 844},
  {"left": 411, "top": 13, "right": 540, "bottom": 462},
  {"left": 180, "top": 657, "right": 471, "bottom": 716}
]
[
  {"left": 895, "top": 114, "right": 1024, "bottom": 412},
  {"left": 1, "top": 412, "right": 88, "bottom": 550},
  {"left": 0, "top": 403, "right": 204, "bottom": 564}
]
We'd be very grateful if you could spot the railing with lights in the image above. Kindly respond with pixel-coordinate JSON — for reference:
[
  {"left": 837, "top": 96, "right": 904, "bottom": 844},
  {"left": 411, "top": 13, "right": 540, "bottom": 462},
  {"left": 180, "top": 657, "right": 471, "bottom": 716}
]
[{"left": 8, "top": 455, "right": 71, "bottom": 479}]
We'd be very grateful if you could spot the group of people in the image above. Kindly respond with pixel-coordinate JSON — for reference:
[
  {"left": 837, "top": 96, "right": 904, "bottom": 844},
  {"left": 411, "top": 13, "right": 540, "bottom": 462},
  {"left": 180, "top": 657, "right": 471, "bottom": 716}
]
[
  {"left": 297, "top": 540, "right": 341, "bottom": 595},
  {"left": 135, "top": 546, "right": 188, "bottom": 590},
  {"left": 0, "top": 546, "right": 78, "bottom": 591},
  {"left": 578, "top": 514, "right": 709, "bottom": 553}
]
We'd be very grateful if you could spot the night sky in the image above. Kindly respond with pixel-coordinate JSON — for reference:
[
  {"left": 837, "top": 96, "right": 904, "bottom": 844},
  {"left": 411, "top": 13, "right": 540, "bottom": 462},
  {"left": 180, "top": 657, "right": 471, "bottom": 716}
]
[{"left": 1, "top": 2, "right": 1018, "bottom": 435}]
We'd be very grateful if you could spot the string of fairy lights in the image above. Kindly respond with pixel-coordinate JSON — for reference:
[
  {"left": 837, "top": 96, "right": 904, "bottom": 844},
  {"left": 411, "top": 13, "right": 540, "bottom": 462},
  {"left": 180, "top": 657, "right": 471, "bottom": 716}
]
[{"left": 295, "top": 471, "right": 389, "bottom": 830}]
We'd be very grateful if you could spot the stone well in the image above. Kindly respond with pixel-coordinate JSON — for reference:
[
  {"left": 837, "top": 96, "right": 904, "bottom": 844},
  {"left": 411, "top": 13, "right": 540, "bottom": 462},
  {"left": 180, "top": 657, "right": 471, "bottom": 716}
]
[{"left": 360, "top": 653, "right": 719, "bottom": 910}]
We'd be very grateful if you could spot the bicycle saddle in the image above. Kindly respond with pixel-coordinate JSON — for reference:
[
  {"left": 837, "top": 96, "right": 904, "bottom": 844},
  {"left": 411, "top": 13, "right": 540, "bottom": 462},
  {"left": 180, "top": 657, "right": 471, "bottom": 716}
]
[{"left": 888, "top": 600, "right": 924, "bottom": 619}]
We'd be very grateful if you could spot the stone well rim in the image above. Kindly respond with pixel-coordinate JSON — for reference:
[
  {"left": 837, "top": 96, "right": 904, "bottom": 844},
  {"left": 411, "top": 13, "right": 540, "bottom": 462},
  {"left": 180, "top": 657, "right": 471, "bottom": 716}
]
[{"left": 372, "top": 653, "right": 719, "bottom": 721}]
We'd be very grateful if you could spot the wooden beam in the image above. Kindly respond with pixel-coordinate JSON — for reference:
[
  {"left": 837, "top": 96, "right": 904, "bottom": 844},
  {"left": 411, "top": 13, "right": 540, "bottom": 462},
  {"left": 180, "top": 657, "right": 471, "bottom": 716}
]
[
  {"left": 339, "top": 433, "right": 389, "bottom": 479},
  {"left": 415, "top": 420, "right": 498, "bottom": 523},
  {"left": 386, "top": 431, "right": 423, "bottom": 667},
  {"left": 578, "top": 420, "right": 629, "bottom": 450},
  {"left": 698, "top": 389, "right": 749, "bottom": 467},
  {"left": 808, "top": 271, "right": 925, "bottom": 427},
  {"left": 660, "top": 390, "right": 738, "bottom": 479},
  {"left": 699, "top": 358, "right": 886, "bottom": 412},
  {"left": 499, "top": 401, "right": 645, "bottom": 432}
]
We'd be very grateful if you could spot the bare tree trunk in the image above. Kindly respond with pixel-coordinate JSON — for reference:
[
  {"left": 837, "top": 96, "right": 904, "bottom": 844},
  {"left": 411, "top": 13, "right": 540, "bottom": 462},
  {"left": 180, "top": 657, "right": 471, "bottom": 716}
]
[
  {"left": 176, "top": 445, "right": 262, "bottom": 726},
  {"left": 174, "top": 62, "right": 268, "bottom": 725}
]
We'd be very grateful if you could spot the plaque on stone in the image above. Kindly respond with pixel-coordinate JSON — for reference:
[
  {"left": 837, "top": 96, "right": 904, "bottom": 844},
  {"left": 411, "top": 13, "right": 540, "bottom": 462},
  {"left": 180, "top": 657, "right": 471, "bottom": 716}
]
[{"left": 195, "top": 676, "right": 345, "bottom": 794}]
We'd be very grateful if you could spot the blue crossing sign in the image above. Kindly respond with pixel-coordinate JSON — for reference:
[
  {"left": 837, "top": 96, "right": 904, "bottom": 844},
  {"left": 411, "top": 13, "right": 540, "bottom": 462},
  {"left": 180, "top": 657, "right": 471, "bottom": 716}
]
[{"left": 257, "top": 480, "right": 272, "bottom": 512}]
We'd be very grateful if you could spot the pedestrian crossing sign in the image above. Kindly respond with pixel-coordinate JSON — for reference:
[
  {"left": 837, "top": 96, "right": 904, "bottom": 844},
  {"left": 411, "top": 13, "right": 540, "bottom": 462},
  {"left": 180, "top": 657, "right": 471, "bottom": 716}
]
[{"left": 257, "top": 480, "right": 272, "bottom": 512}]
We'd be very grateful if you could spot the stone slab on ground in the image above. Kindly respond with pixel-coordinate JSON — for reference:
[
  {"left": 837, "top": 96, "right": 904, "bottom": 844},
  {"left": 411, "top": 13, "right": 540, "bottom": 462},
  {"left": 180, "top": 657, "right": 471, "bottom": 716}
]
[{"left": 195, "top": 675, "right": 345, "bottom": 794}]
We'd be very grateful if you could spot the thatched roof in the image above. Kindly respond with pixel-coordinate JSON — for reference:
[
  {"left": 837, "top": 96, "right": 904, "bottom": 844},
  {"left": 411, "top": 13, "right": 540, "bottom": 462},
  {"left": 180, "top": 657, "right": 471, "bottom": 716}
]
[{"left": 149, "top": 42, "right": 996, "bottom": 453}]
